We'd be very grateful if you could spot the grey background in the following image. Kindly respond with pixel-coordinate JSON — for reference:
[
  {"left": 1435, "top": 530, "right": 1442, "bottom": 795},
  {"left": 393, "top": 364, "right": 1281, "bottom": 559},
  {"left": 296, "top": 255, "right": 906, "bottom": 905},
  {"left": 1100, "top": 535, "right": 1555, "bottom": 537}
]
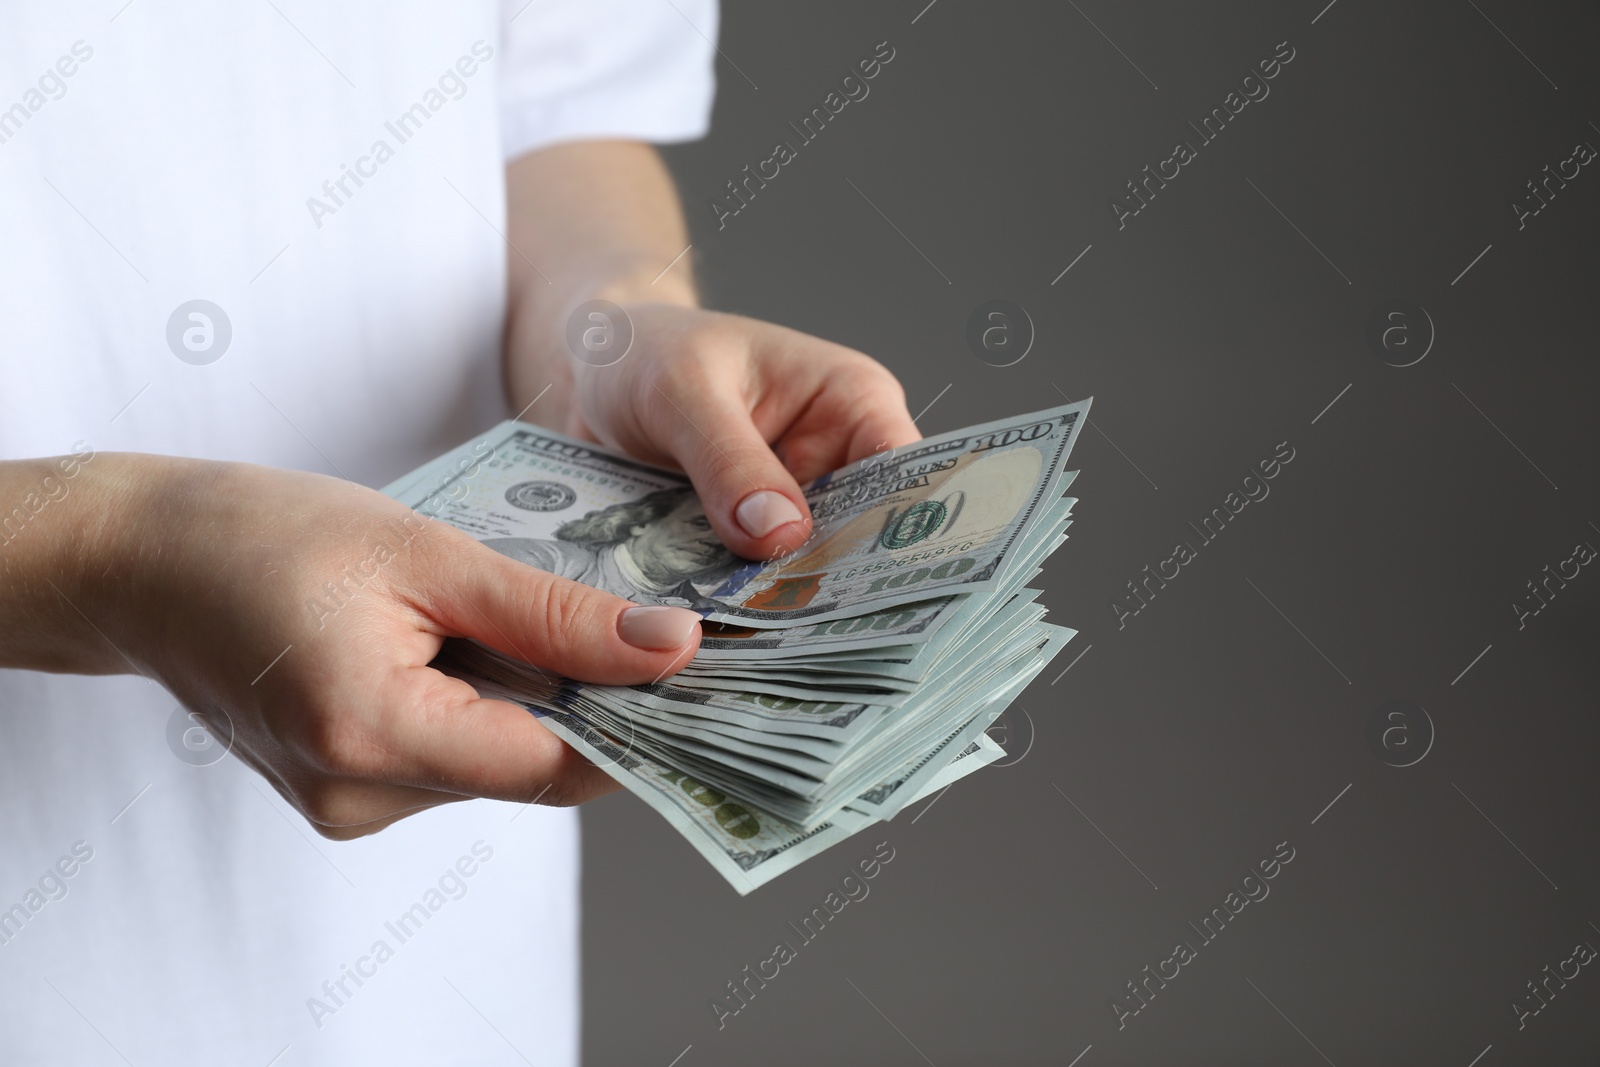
[{"left": 582, "top": 1, "right": 1600, "bottom": 1064}]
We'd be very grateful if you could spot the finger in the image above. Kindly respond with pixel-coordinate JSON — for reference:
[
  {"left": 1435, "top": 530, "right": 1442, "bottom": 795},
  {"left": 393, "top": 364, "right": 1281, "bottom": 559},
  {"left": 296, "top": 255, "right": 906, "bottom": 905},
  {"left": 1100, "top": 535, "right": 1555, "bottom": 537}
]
[
  {"left": 651, "top": 380, "right": 813, "bottom": 560},
  {"left": 844, "top": 391, "right": 922, "bottom": 463},
  {"left": 818, "top": 377, "right": 924, "bottom": 471},
  {"left": 357, "top": 665, "right": 631, "bottom": 804},
  {"left": 416, "top": 535, "right": 703, "bottom": 685},
  {"left": 766, "top": 365, "right": 923, "bottom": 481}
]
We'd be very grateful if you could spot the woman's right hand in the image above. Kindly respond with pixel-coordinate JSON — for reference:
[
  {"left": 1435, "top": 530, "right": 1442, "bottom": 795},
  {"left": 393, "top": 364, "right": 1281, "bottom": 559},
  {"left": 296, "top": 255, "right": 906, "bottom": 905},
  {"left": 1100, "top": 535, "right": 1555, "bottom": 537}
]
[{"left": 4, "top": 453, "right": 703, "bottom": 838}]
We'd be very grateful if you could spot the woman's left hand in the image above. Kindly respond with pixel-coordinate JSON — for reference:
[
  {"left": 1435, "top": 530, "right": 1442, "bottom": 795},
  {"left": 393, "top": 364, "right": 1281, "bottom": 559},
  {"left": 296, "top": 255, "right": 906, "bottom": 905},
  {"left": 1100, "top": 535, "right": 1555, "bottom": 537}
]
[
  {"left": 542, "top": 302, "right": 922, "bottom": 561},
  {"left": 502, "top": 141, "right": 921, "bottom": 562}
]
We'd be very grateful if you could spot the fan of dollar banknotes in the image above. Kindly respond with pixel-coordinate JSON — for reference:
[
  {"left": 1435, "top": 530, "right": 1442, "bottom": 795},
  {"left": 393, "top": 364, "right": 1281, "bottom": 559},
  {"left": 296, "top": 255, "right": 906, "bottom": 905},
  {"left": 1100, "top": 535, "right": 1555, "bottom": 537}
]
[{"left": 382, "top": 401, "right": 1088, "bottom": 893}]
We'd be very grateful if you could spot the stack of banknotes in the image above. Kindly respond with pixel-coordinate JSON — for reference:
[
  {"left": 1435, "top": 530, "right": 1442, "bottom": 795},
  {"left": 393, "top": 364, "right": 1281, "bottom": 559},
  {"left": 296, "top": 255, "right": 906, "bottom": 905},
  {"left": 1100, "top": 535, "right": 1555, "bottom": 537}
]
[{"left": 382, "top": 401, "right": 1089, "bottom": 893}]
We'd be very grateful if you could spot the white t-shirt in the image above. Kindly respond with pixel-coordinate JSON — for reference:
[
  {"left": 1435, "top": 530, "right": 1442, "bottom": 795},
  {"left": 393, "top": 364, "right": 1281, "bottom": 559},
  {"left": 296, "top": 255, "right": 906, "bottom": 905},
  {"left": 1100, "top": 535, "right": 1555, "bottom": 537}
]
[{"left": 0, "top": 2, "right": 714, "bottom": 1063}]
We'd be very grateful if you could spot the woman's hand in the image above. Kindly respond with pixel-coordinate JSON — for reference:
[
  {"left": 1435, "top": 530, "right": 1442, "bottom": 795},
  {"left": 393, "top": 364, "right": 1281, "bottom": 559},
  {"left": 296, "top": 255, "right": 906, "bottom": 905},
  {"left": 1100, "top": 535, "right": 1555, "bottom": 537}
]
[
  {"left": 502, "top": 141, "right": 922, "bottom": 563},
  {"left": 15, "top": 454, "right": 705, "bottom": 839},
  {"left": 534, "top": 302, "right": 923, "bottom": 562}
]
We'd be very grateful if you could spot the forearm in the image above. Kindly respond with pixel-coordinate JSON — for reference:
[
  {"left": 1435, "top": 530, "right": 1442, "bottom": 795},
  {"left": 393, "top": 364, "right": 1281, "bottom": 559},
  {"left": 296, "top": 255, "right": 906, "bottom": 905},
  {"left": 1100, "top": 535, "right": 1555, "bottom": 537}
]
[
  {"left": 503, "top": 141, "right": 699, "bottom": 431},
  {"left": 0, "top": 450, "right": 162, "bottom": 676}
]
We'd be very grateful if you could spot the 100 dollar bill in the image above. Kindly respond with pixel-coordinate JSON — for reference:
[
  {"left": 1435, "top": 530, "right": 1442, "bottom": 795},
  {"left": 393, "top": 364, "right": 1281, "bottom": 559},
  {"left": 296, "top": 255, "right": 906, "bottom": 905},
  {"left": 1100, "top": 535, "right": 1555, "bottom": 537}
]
[
  {"left": 382, "top": 402, "right": 1089, "bottom": 628},
  {"left": 454, "top": 634, "right": 1065, "bottom": 895}
]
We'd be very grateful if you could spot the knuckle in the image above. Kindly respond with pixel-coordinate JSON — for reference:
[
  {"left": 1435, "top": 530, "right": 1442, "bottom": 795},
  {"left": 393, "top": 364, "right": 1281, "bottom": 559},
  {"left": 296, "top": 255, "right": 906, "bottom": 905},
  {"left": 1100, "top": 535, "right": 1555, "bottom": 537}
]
[
  {"left": 534, "top": 577, "right": 608, "bottom": 649},
  {"left": 720, "top": 439, "right": 781, "bottom": 483},
  {"left": 681, "top": 315, "right": 744, "bottom": 356},
  {"left": 881, "top": 370, "right": 909, "bottom": 405},
  {"left": 854, "top": 360, "right": 905, "bottom": 403},
  {"left": 661, "top": 356, "right": 721, "bottom": 401},
  {"left": 299, "top": 712, "right": 384, "bottom": 779}
]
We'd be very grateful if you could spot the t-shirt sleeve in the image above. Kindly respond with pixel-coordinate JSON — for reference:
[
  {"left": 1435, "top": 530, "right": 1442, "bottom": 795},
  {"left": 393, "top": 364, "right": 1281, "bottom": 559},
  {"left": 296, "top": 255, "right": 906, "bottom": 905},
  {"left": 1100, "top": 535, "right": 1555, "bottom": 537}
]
[{"left": 495, "top": 0, "right": 718, "bottom": 160}]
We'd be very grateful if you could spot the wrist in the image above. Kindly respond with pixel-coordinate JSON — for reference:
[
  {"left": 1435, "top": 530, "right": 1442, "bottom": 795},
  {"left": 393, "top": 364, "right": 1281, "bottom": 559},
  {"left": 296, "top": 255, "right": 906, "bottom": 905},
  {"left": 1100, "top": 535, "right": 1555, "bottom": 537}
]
[
  {"left": 0, "top": 450, "right": 181, "bottom": 674},
  {"left": 75, "top": 454, "right": 211, "bottom": 675},
  {"left": 587, "top": 261, "right": 698, "bottom": 311},
  {"left": 507, "top": 258, "right": 697, "bottom": 430}
]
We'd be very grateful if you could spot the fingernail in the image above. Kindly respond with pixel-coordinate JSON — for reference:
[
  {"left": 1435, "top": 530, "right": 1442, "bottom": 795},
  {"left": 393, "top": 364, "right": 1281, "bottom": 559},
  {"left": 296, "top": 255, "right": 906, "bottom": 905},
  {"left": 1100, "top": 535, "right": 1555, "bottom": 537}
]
[
  {"left": 735, "top": 490, "right": 804, "bottom": 539},
  {"left": 618, "top": 605, "right": 702, "bottom": 650}
]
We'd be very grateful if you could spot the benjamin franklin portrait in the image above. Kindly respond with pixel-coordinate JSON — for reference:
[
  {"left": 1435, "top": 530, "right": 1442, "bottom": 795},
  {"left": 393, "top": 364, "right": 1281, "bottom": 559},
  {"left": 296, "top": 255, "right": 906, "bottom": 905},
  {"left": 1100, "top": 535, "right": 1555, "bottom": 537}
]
[{"left": 483, "top": 487, "right": 742, "bottom": 611}]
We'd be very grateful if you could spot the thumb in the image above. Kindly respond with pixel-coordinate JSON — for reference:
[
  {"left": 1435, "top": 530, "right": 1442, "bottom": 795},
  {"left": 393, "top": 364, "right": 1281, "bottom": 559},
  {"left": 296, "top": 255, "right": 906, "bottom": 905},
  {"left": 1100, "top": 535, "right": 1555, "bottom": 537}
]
[
  {"left": 422, "top": 537, "right": 703, "bottom": 685},
  {"left": 652, "top": 383, "right": 812, "bottom": 560}
]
